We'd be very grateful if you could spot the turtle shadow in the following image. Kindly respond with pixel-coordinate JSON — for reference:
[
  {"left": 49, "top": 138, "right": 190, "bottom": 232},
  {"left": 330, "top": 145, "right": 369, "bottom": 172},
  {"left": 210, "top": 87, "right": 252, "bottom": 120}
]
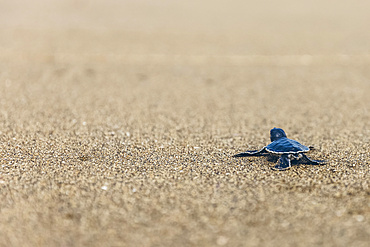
[
  {"left": 265, "top": 154, "right": 318, "bottom": 166},
  {"left": 266, "top": 155, "right": 279, "bottom": 163}
]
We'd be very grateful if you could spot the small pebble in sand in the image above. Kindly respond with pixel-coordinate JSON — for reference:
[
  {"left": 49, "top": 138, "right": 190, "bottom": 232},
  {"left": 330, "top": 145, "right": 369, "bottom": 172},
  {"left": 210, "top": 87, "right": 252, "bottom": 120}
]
[{"left": 354, "top": 215, "right": 364, "bottom": 222}]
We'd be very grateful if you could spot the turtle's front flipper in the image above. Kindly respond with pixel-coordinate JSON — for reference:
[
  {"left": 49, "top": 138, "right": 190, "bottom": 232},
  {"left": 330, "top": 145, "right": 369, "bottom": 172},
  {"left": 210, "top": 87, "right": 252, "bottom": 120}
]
[
  {"left": 233, "top": 148, "right": 268, "bottom": 157},
  {"left": 301, "top": 154, "right": 326, "bottom": 165},
  {"left": 272, "top": 154, "right": 291, "bottom": 170}
]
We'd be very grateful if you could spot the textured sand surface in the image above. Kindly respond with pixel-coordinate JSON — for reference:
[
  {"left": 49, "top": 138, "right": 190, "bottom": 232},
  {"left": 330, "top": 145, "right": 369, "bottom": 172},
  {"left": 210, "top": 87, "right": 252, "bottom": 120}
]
[{"left": 0, "top": 1, "right": 369, "bottom": 246}]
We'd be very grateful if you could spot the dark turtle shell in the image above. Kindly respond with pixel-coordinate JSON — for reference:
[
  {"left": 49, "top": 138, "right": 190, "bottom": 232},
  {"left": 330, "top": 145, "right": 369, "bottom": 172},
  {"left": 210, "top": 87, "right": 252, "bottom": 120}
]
[{"left": 265, "top": 137, "right": 310, "bottom": 154}]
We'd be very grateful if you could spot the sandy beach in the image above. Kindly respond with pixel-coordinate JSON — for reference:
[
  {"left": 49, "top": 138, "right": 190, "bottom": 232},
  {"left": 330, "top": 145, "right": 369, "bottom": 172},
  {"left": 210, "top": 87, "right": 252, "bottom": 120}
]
[{"left": 0, "top": 1, "right": 369, "bottom": 246}]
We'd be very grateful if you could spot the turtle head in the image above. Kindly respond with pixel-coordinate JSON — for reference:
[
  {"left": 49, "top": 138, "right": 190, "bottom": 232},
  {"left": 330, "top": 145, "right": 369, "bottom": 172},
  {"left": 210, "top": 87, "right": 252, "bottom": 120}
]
[{"left": 270, "top": 128, "right": 287, "bottom": 142}]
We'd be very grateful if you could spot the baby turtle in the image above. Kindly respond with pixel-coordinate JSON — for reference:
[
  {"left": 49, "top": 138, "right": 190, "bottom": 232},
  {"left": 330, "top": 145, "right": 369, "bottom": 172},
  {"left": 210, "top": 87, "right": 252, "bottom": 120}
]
[{"left": 233, "top": 128, "right": 326, "bottom": 170}]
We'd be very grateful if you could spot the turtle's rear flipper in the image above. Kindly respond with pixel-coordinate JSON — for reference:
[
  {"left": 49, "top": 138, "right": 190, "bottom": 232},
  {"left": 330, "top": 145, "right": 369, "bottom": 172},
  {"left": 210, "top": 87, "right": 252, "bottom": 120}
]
[
  {"left": 308, "top": 146, "right": 315, "bottom": 151},
  {"left": 233, "top": 148, "right": 268, "bottom": 157},
  {"left": 301, "top": 154, "right": 326, "bottom": 165},
  {"left": 272, "top": 154, "right": 291, "bottom": 171}
]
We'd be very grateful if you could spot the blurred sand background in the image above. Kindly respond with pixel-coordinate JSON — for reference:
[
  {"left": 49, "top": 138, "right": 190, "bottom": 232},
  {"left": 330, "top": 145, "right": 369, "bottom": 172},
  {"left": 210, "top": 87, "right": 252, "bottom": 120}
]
[{"left": 0, "top": 0, "right": 369, "bottom": 246}]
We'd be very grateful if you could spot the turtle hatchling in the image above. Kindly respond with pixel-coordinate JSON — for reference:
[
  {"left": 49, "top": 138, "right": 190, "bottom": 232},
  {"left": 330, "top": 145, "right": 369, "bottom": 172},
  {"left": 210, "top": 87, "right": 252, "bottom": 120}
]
[{"left": 233, "top": 128, "right": 326, "bottom": 170}]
